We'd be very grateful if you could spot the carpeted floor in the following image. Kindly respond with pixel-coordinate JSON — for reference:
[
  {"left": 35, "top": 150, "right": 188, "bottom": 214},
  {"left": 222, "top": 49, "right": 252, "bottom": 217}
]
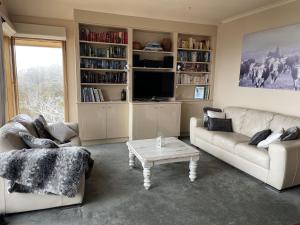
[{"left": 5, "top": 139, "right": 300, "bottom": 225}]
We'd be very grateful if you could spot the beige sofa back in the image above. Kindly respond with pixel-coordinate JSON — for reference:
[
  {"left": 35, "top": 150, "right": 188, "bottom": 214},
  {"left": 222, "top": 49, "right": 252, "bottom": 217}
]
[{"left": 224, "top": 107, "right": 300, "bottom": 138}]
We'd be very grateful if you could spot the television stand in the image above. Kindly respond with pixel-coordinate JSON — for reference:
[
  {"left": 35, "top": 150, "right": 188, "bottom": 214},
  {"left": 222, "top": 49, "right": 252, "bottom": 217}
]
[
  {"left": 133, "top": 97, "right": 170, "bottom": 102},
  {"left": 129, "top": 101, "right": 181, "bottom": 140}
]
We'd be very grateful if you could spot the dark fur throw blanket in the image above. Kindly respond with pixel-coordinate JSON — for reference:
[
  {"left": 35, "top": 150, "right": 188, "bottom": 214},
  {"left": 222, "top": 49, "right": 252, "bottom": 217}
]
[{"left": 0, "top": 147, "right": 93, "bottom": 197}]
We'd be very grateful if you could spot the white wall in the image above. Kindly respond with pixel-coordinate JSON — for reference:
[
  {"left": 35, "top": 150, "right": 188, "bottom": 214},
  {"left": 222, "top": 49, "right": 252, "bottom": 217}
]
[{"left": 213, "top": 0, "right": 300, "bottom": 117}]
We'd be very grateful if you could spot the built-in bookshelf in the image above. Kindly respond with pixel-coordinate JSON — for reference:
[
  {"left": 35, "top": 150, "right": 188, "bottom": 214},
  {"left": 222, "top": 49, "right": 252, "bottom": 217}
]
[
  {"left": 78, "top": 24, "right": 129, "bottom": 103},
  {"left": 175, "top": 33, "right": 212, "bottom": 101},
  {"left": 75, "top": 20, "right": 215, "bottom": 140}
]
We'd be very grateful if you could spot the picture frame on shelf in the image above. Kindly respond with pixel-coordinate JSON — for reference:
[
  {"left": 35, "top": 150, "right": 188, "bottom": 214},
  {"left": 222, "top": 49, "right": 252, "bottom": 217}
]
[{"left": 194, "top": 86, "right": 205, "bottom": 99}]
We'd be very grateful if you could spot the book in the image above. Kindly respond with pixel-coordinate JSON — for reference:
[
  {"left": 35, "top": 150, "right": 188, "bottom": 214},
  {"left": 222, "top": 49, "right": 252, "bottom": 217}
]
[
  {"left": 93, "top": 89, "right": 100, "bottom": 102},
  {"left": 98, "top": 89, "right": 105, "bottom": 102}
]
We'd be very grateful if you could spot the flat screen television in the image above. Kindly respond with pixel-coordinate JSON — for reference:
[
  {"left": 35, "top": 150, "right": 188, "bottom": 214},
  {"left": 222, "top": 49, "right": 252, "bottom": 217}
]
[{"left": 133, "top": 71, "right": 174, "bottom": 100}]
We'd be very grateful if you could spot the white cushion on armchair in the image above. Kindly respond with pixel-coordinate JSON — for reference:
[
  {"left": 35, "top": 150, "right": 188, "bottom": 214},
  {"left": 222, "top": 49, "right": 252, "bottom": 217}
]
[{"left": 47, "top": 122, "right": 77, "bottom": 143}]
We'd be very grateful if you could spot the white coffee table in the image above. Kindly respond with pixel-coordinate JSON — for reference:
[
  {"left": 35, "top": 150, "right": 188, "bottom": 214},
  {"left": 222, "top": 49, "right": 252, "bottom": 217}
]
[{"left": 126, "top": 137, "right": 200, "bottom": 190}]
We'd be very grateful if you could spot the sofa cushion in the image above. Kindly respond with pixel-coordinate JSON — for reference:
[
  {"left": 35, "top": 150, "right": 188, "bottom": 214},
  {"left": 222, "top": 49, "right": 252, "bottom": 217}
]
[
  {"left": 207, "top": 110, "right": 225, "bottom": 119},
  {"left": 193, "top": 127, "right": 215, "bottom": 143},
  {"left": 19, "top": 132, "right": 59, "bottom": 149},
  {"left": 239, "top": 109, "right": 274, "bottom": 137},
  {"left": 203, "top": 107, "right": 222, "bottom": 127},
  {"left": 249, "top": 129, "right": 272, "bottom": 145},
  {"left": 33, "top": 115, "right": 53, "bottom": 139},
  {"left": 280, "top": 127, "right": 299, "bottom": 141},
  {"left": 212, "top": 132, "right": 249, "bottom": 154},
  {"left": 47, "top": 122, "right": 77, "bottom": 143},
  {"left": 0, "top": 122, "right": 28, "bottom": 152},
  {"left": 235, "top": 143, "right": 270, "bottom": 169},
  {"left": 207, "top": 117, "right": 233, "bottom": 132},
  {"left": 224, "top": 107, "right": 247, "bottom": 133},
  {"left": 11, "top": 114, "right": 38, "bottom": 137},
  {"left": 270, "top": 114, "right": 300, "bottom": 134},
  {"left": 257, "top": 129, "right": 283, "bottom": 149}
]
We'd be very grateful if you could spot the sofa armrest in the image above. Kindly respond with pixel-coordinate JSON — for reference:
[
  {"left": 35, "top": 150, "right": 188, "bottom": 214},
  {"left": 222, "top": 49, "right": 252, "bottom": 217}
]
[
  {"left": 64, "top": 123, "right": 81, "bottom": 146},
  {"left": 64, "top": 122, "right": 79, "bottom": 134},
  {"left": 0, "top": 177, "right": 5, "bottom": 214},
  {"left": 267, "top": 139, "right": 300, "bottom": 190},
  {"left": 190, "top": 117, "right": 203, "bottom": 128},
  {"left": 190, "top": 117, "right": 203, "bottom": 145}
]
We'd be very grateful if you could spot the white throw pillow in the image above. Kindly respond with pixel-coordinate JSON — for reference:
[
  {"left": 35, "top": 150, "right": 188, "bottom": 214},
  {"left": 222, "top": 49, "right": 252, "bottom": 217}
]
[
  {"left": 257, "top": 129, "right": 284, "bottom": 149},
  {"left": 47, "top": 123, "right": 77, "bottom": 143},
  {"left": 207, "top": 110, "right": 226, "bottom": 119}
]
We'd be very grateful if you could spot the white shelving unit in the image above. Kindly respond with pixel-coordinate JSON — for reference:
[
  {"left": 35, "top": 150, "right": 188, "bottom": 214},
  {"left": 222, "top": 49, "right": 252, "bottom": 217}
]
[
  {"left": 75, "top": 23, "right": 215, "bottom": 141},
  {"left": 176, "top": 33, "right": 213, "bottom": 102}
]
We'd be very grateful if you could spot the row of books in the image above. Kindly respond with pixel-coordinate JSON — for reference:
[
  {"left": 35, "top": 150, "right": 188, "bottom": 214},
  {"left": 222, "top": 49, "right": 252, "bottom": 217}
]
[
  {"left": 177, "top": 63, "right": 209, "bottom": 72},
  {"left": 80, "top": 28, "right": 128, "bottom": 44},
  {"left": 177, "top": 73, "right": 209, "bottom": 84},
  {"left": 80, "top": 44, "right": 127, "bottom": 58},
  {"left": 81, "top": 71, "right": 127, "bottom": 84},
  {"left": 177, "top": 51, "right": 210, "bottom": 62},
  {"left": 81, "top": 87, "right": 105, "bottom": 102},
  {"left": 81, "top": 59, "right": 127, "bottom": 70}
]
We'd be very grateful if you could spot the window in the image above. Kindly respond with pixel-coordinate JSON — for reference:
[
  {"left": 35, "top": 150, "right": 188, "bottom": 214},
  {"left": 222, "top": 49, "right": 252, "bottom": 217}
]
[{"left": 14, "top": 38, "right": 66, "bottom": 123}]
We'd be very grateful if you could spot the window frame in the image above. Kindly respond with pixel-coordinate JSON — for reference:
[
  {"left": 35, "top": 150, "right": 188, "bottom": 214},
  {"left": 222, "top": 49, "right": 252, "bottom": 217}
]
[{"left": 12, "top": 37, "right": 69, "bottom": 122}]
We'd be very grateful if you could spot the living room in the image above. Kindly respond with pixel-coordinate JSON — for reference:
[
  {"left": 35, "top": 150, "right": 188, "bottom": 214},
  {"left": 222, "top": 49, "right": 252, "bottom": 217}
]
[{"left": 0, "top": 0, "right": 300, "bottom": 224}]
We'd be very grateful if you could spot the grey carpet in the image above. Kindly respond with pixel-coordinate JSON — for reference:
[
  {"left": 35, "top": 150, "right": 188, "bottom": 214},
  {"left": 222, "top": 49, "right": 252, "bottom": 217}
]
[{"left": 5, "top": 138, "right": 300, "bottom": 225}]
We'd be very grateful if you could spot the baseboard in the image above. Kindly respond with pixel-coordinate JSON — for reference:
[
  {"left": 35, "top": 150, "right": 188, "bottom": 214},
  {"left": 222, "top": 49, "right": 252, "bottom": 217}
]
[
  {"left": 264, "top": 184, "right": 281, "bottom": 193},
  {"left": 82, "top": 137, "right": 128, "bottom": 146},
  {"left": 180, "top": 132, "right": 190, "bottom": 137}
]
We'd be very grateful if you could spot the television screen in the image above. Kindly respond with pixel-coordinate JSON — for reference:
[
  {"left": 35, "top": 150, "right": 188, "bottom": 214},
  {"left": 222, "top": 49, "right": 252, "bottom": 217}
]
[{"left": 133, "top": 71, "right": 174, "bottom": 100}]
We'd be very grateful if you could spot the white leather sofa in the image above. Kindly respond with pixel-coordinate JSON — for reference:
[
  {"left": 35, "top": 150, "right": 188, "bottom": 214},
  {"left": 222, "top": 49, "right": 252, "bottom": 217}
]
[
  {"left": 190, "top": 106, "right": 300, "bottom": 190},
  {"left": 0, "top": 116, "right": 85, "bottom": 214}
]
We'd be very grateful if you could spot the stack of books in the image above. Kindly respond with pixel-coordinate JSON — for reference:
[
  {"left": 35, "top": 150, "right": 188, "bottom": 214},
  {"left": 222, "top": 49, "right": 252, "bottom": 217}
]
[
  {"left": 80, "top": 28, "right": 128, "bottom": 44},
  {"left": 80, "top": 44, "right": 127, "bottom": 58},
  {"left": 144, "top": 42, "right": 163, "bottom": 51},
  {"left": 81, "top": 87, "right": 105, "bottom": 102},
  {"left": 81, "top": 71, "right": 127, "bottom": 83}
]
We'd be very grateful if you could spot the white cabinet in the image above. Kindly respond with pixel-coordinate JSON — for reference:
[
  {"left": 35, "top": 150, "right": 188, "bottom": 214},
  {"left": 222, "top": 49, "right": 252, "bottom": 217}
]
[
  {"left": 78, "top": 104, "right": 107, "bottom": 140},
  {"left": 107, "top": 104, "right": 129, "bottom": 139},
  {"left": 129, "top": 102, "right": 181, "bottom": 140},
  {"left": 131, "top": 104, "right": 157, "bottom": 139},
  {"left": 78, "top": 103, "right": 128, "bottom": 141},
  {"left": 158, "top": 104, "right": 181, "bottom": 137}
]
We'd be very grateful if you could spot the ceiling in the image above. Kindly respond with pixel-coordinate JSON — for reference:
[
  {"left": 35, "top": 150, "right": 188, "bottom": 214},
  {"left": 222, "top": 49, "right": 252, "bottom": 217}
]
[{"left": 4, "top": 0, "right": 290, "bottom": 25}]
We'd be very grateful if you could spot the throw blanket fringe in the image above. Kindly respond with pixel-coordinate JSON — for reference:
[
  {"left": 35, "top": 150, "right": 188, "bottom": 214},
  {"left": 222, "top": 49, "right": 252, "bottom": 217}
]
[{"left": 0, "top": 147, "right": 93, "bottom": 197}]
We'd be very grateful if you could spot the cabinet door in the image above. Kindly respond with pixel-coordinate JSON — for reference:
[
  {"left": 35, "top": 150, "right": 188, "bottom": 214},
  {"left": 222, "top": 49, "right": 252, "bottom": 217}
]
[
  {"left": 132, "top": 104, "right": 157, "bottom": 140},
  {"left": 157, "top": 104, "right": 181, "bottom": 137},
  {"left": 107, "top": 104, "right": 129, "bottom": 139},
  {"left": 78, "top": 104, "right": 107, "bottom": 140}
]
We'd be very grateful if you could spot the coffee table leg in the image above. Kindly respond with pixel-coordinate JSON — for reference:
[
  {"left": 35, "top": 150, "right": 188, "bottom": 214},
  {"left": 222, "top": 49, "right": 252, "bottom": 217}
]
[
  {"left": 129, "top": 151, "right": 135, "bottom": 169},
  {"left": 189, "top": 158, "right": 198, "bottom": 182},
  {"left": 143, "top": 166, "right": 151, "bottom": 190}
]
